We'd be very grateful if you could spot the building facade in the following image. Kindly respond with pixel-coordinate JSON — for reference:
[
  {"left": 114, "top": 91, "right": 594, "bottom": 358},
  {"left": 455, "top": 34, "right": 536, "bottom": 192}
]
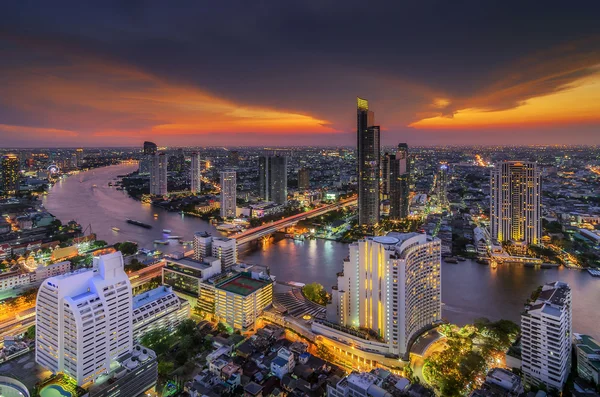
[
  {"left": 356, "top": 98, "right": 380, "bottom": 228},
  {"left": 35, "top": 252, "right": 133, "bottom": 386},
  {"left": 324, "top": 233, "right": 441, "bottom": 357},
  {"left": 139, "top": 141, "right": 157, "bottom": 174},
  {"left": 132, "top": 285, "right": 190, "bottom": 341},
  {"left": 193, "top": 231, "right": 213, "bottom": 261},
  {"left": 1, "top": 154, "right": 20, "bottom": 194},
  {"left": 211, "top": 237, "right": 237, "bottom": 272},
  {"left": 521, "top": 281, "right": 572, "bottom": 391},
  {"left": 150, "top": 152, "right": 168, "bottom": 195},
  {"left": 298, "top": 167, "right": 310, "bottom": 190},
  {"left": 220, "top": 171, "right": 237, "bottom": 218},
  {"left": 258, "top": 155, "right": 288, "bottom": 204},
  {"left": 490, "top": 161, "right": 541, "bottom": 246},
  {"left": 573, "top": 334, "right": 600, "bottom": 385},
  {"left": 191, "top": 152, "right": 202, "bottom": 194}
]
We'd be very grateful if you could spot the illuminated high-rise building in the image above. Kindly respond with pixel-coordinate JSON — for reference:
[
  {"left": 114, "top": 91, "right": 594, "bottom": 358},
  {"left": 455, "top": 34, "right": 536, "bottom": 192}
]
[
  {"left": 323, "top": 233, "right": 441, "bottom": 357},
  {"left": 389, "top": 143, "right": 410, "bottom": 220},
  {"left": 229, "top": 150, "right": 239, "bottom": 167},
  {"left": 35, "top": 252, "right": 133, "bottom": 386},
  {"left": 1, "top": 154, "right": 20, "bottom": 194},
  {"left": 150, "top": 152, "right": 168, "bottom": 195},
  {"left": 190, "top": 152, "right": 202, "bottom": 194},
  {"left": 75, "top": 148, "right": 84, "bottom": 167},
  {"left": 436, "top": 163, "right": 449, "bottom": 208},
  {"left": 357, "top": 97, "right": 380, "bottom": 228},
  {"left": 139, "top": 141, "right": 157, "bottom": 174},
  {"left": 258, "top": 155, "right": 288, "bottom": 204},
  {"left": 490, "top": 161, "right": 541, "bottom": 246},
  {"left": 298, "top": 167, "right": 310, "bottom": 190},
  {"left": 220, "top": 170, "right": 237, "bottom": 218}
]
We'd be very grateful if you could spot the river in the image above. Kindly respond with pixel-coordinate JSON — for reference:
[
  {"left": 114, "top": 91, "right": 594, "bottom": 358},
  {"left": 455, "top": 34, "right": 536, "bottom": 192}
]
[{"left": 43, "top": 164, "right": 600, "bottom": 339}]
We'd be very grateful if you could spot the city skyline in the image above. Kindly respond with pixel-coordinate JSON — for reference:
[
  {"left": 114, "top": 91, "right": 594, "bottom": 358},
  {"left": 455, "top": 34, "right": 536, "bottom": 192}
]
[{"left": 1, "top": 2, "right": 600, "bottom": 147}]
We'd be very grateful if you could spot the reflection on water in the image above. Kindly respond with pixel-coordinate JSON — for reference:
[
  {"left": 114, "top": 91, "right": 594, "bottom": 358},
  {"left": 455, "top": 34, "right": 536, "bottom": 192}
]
[{"left": 45, "top": 164, "right": 600, "bottom": 339}]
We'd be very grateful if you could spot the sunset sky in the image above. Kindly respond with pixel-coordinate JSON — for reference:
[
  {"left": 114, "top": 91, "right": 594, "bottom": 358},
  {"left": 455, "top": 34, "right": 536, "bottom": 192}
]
[{"left": 1, "top": 1, "right": 600, "bottom": 147}]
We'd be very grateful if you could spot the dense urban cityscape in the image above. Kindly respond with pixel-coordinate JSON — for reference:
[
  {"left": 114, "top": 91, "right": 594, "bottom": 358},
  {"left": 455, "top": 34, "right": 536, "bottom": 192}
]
[{"left": 2, "top": 2, "right": 600, "bottom": 397}]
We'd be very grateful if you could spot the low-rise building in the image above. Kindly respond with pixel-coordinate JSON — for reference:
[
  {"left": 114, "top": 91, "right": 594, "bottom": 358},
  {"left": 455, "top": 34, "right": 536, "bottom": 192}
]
[
  {"left": 270, "top": 347, "right": 295, "bottom": 379},
  {"left": 470, "top": 368, "right": 524, "bottom": 396},
  {"left": 132, "top": 285, "right": 190, "bottom": 341},
  {"left": 327, "top": 372, "right": 392, "bottom": 397}
]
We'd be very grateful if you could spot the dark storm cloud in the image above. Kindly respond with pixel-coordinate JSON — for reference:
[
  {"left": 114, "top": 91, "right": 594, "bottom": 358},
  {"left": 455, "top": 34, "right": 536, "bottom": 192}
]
[{"left": 1, "top": 0, "right": 600, "bottom": 146}]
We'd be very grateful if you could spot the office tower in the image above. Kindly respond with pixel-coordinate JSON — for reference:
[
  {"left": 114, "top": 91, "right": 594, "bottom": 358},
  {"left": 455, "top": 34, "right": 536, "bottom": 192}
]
[
  {"left": 521, "top": 282, "right": 572, "bottom": 391},
  {"left": 162, "top": 256, "right": 222, "bottom": 298},
  {"left": 325, "top": 233, "right": 441, "bottom": 357},
  {"left": 389, "top": 143, "right": 410, "bottom": 220},
  {"left": 132, "top": 285, "right": 190, "bottom": 342},
  {"left": 75, "top": 148, "right": 84, "bottom": 167},
  {"left": 229, "top": 150, "right": 239, "bottom": 167},
  {"left": 382, "top": 152, "right": 391, "bottom": 197},
  {"left": 214, "top": 273, "right": 273, "bottom": 331},
  {"left": 357, "top": 97, "right": 380, "bottom": 228},
  {"left": 191, "top": 152, "right": 202, "bottom": 194},
  {"left": 436, "top": 163, "right": 449, "bottom": 207},
  {"left": 150, "top": 152, "right": 168, "bottom": 195},
  {"left": 211, "top": 237, "right": 237, "bottom": 271},
  {"left": 220, "top": 171, "right": 237, "bottom": 218},
  {"left": 258, "top": 155, "right": 288, "bottom": 204},
  {"left": 1, "top": 154, "right": 20, "bottom": 194},
  {"left": 490, "top": 161, "right": 541, "bottom": 246},
  {"left": 193, "top": 231, "right": 213, "bottom": 261},
  {"left": 139, "top": 141, "right": 157, "bottom": 174},
  {"left": 35, "top": 252, "right": 133, "bottom": 386},
  {"left": 298, "top": 167, "right": 310, "bottom": 190}
]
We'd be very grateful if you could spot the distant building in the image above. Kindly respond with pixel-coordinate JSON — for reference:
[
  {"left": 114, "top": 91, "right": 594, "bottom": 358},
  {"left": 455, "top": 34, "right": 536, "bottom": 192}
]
[
  {"left": 388, "top": 143, "right": 410, "bottom": 220},
  {"left": 211, "top": 237, "right": 237, "bottom": 272},
  {"left": 150, "top": 152, "right": 168, "bottom": 195},
  {"left": 132, "top": 285, "right": 190, "bottom": 341},
  {"left": 75, "top": 148, "right": 84, "bottom": 167},
  {"left": 35, "top": 252, "right": 133, "bottom": 386},
  {"left": 357, "top": 97, "right": 380, "bottom": 228},
  {"left": 191, "top": 152, "right": 202, "bottom": 194},
  {"left": 320, "top": 233, "right": 441, "bottom": 359},
  {"left": 490, "top": 161, "right": 541, "bottom": 247},
  {"left": 229, "top": 150, "right": 239, "bottom": 167},
  {"left": 214, "top": 272, "right": 273, "bottom": 331},
  {"left": 258, "top": 155, "right": 288, "bottom": 204},
  {"left": 573, "top": 334, "right": 600, "bottom": 385},
  {"left": 220, "top": 171, "right": 237, "bottom": 218},
  {"left": 1, "top": 154, "right": 20, "bottom": 194},
  {"left": 298, "top": 167, "right": 310, "bottom": 190},
  {"left": 521, "top": 281, "right": 571, "bottom": 391},
  {"left": 139, "top": 141, "right": 157, "bottom": 174}
]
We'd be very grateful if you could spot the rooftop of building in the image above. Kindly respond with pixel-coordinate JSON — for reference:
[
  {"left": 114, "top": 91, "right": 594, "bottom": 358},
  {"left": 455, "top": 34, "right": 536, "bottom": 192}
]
[
  {"left": 217, "top": 273, "right": 272, "bottom": 296},
  {"left": 132, "top": 285, "right": 175, "bottom": 308},
  {"left": 538, "top": 281, "right": 570, "bottom": 306},
  {"left": 166, "top": 256, "right": 219, "bottom": 270},
  {"left": 347, "top": 372, "right": 379, "bottom": 390}
]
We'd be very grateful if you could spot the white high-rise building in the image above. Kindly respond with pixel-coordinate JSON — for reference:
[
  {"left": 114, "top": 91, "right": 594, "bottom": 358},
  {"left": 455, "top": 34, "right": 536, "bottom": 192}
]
[
  {"left": 193, "top": 231, "right": 213, "bottom": 261},
  {"left": 211, "top": 237, "right": 237, "bottom": 272},
  {"left": 323, "top": 233, "right": 441, "bottom": 357},
  {"left": 220, "top": 171, "right": 236, "bottom": 218},
  {"left": 35, "top": 252, "right": 133, "bottom": 387},
  {"left": 521, "top": 281, "right": 572, "bottom": 391},
  {"left": 191, "top": 152, "right": 202, "bottom": 194},
  {"left": 150, "top": 152, "right": 168, "bottom": 196},
  {"left": 490, "top": 161, "right": 541, "bottom": 247}
]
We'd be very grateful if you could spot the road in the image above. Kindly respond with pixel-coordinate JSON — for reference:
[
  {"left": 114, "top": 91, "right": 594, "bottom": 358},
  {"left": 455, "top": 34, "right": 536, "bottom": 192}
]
[{"left": 233, "top": 196, "right": 357, "bottom": 245}]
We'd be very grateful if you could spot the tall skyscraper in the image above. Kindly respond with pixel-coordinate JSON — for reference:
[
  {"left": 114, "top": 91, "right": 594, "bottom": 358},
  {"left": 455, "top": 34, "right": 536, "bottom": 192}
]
[
  {"left": 150, "top": 152, "right": 168, "bottom": 195},
  {"left": 298, "top": 167, "right": 310, "bottom": 190},
  {"left": 357, "top": 97, "right": 380, "bottom": 228},
  {"left": 490, "top": 161, "right": 541, "bottom": 246},
  {"left": 139, "top": 141, "right": 157, "bottom": 174},
  {"left": 75, "top": 148, "right": 84, "bottom": 167},
  {"left": 35, "top": 252, "right": 133, "bottom": 386},
  {"left": 229, "top": 150, "right": 239, "bottom": 167},
  {"left": 220, "top": 170, "right": 237, "bottom": 218},
  {"left": 389, "top": 143, "right": 410, "bottom": 220},
  {"left": 191, "top": 152, "right": 202, "bottom": 194},
  {"left": 382, "top": 152, "right": 392, "bottom": 197},
  {"left": 436, "top": 163, "right": 449, "bottom": 207},
  {"left": 326, "top": 233, "right": 441, "bottom": 357},
  {"left": 0, "top": 154, "right": 20, "bottom": 194},
  {"left": 521, "top": 282, "right": 572, "bottom": 391},
  {"left": 258, "top": 155, "right": 288, "bottom": 204}
]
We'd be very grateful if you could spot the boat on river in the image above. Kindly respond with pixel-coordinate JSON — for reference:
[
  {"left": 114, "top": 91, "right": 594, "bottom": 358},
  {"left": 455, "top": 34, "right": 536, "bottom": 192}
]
[
  {"left": 111, "top": 227, "right": 120, "bottom": 232},
  {"left": 126, "top": 219, "right": 152, "bottom": 229}
]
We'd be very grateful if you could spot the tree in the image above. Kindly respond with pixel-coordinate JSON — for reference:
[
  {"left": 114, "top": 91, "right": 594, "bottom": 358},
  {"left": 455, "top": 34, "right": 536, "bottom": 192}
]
[
  {"left": 176, "top": 319, "right": 197, "bottom": 337},
  {"left": 216, "top": 322, "right": 230, "bottom": 335},
  {"left": 157, "top": 361, "right": 174, "bottom": 377},
  {"left": 115, "top": 241, "right": 138, "bottom": 256},
  {"left": 302, "top": 283, "right": 330, "bottom": 306},
  {"left": 316, "top": 343, "right": 334, "bottom": 362},
  {"left": 124, "top": 258, "right": 145, "bottom": 272},
  {"left": 140, "top": 328, "right": 174, "bottom": 355},
  {"left": 26, "top": 325, "right": 36, "bottom": 340}
]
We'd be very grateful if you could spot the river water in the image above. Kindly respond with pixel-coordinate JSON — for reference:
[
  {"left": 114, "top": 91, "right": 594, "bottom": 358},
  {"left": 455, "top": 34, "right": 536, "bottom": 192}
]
[{"left": 43, "top": 164, "right": 599, "bottom": 339}]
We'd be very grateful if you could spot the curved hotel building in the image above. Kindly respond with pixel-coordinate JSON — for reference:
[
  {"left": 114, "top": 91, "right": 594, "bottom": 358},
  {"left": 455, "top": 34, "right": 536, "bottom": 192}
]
[{"left": 315, "top": 233, "right": 441, "bottom": 365}]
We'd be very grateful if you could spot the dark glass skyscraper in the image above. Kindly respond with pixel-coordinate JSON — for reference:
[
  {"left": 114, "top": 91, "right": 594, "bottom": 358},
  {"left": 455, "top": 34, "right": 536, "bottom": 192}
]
[
  {"left": 389, "top": 143, "right": 410, "bottom": 220},
  {"left": 140, "top": 141, "right": 158, "bottom": 174},
  {"left": 357, "top": 97, "right": 380, "bottom": 227},
  {"left": 0, "top": 154, "right": 20, "bottom": 194},
  {"left": 258, "top": 155, "right": 288, "bottom": 204}
]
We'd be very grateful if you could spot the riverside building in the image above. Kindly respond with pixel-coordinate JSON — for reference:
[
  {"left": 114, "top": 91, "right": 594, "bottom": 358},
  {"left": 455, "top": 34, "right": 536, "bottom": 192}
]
[{"left": 132, "top": 285, "right": 190, "bottom": 341}]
